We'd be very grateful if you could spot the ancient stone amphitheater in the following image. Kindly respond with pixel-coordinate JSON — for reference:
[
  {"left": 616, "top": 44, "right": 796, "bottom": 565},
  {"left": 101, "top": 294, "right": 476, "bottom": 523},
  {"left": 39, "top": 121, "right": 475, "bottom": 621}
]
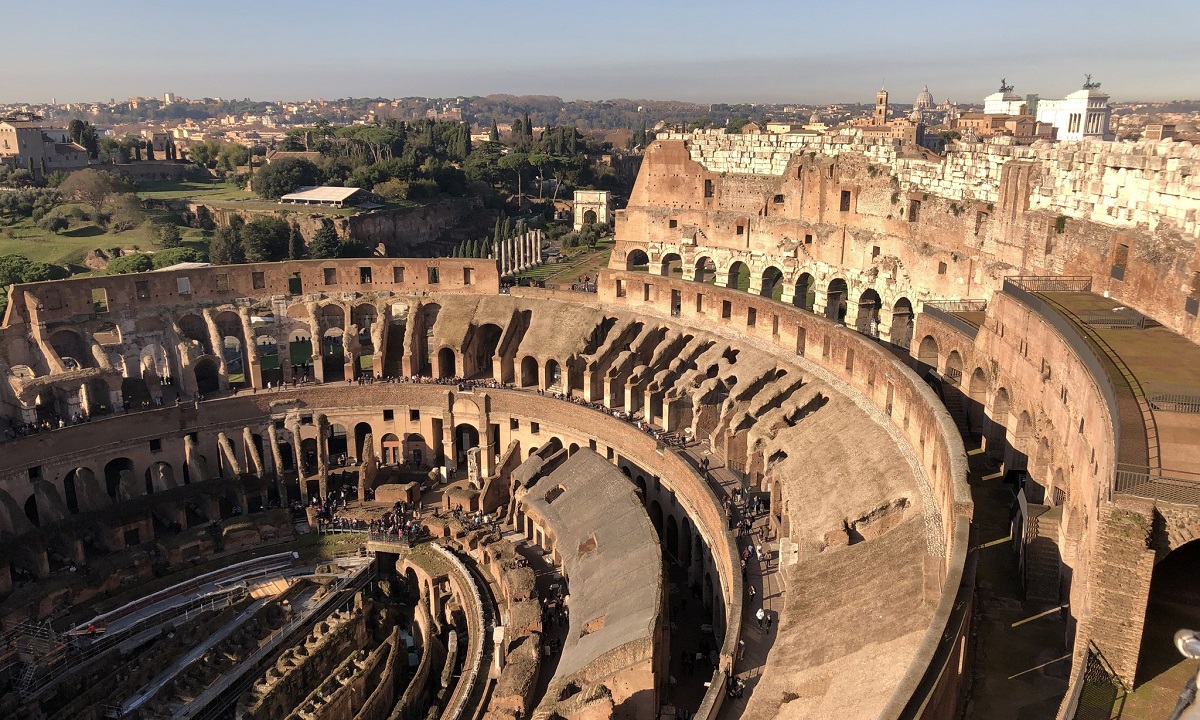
[{"left": 1, "top": 127, "right": 1198, "bottom": 720}]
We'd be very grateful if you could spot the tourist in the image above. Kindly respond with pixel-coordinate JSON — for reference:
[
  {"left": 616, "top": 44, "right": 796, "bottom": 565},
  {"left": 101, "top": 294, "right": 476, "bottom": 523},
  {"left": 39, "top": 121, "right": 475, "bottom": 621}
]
[{"left": 756, "top": 607, "right": 765, "bottom": 629}]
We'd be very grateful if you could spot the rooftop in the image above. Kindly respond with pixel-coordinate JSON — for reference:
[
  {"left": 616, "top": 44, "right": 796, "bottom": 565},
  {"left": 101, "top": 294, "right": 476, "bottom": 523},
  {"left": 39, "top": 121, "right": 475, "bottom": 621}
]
[{"left": 279, "top": 186, "right": 364, "bottom": 204}]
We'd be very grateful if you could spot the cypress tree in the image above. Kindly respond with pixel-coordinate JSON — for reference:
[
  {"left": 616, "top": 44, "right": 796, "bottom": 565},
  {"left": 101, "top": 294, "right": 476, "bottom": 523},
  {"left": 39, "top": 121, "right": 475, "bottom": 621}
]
[
  {"left": 489, "top": 119, "right": 499, "bottom": 143},
  {"left": 493, "top": 217, "right": 502, "bottom": 246},
  {"left": 461, "top": 121, "right": 472, "bottom": 156},
  {"left": 502, "top": 217, "right": 512, "bottom": 240}
]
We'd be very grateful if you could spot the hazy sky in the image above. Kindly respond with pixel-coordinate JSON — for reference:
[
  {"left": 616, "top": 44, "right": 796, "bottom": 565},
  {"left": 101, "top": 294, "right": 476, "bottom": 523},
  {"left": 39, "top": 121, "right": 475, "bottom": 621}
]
[{"left": 7, "top": 0, "right": 1199, "bottom": 105}]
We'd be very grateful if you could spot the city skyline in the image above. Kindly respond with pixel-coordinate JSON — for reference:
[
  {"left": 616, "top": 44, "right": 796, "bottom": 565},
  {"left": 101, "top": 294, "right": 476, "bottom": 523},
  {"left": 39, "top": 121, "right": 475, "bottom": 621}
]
[{"left": 5, "top": 0, "right": 1198, "bottom": 106}]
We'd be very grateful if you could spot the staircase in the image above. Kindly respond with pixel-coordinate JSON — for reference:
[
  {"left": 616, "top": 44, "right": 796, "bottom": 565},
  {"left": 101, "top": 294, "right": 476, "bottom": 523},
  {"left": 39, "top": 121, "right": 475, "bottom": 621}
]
[
  {"left": 1024, "top": 505, "right": 1062, "bottom": 604},
  {"left": 940, "top": 382, "right": 971, "bottom": 437}
]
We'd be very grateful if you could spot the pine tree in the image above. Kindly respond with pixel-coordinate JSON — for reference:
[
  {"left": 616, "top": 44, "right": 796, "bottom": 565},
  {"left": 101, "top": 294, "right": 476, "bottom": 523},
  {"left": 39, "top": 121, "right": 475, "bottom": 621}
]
[
  {"left": 461, "top": 121, "right": 472, "bottom": 157},
  {"left": 489, "top": 119, "right": 500, "bottom": 143},
  {"left": 451, "top": 243, "right": 459, "bottom": 258},
  {"left": 502, "top": 217, "right": 512, "bottom": 240},
  {"left": 523, "top": 113, "right": 533, "bottom": 141},
  {"left": 493, "top": 218, "right": 502, "bottom": 246},
  {"left": 288, "top": 223, "right": 306, "bottom": 260}
]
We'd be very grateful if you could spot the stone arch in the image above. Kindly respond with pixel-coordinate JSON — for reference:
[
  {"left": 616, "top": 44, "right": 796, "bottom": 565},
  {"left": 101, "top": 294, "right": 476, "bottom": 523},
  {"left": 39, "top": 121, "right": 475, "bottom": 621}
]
[
  {"left": 194, "top": 358, "right": 220, "bottom": 395},
  {"left": 760, "top": 266, "right": 785, "bottom": 300},
  {"left": 726, "top": 261, "right": 750, "bottom": 291},
  {"left": 520, "top": 356, "right": 539, "bottom": 388},
  {"left": 544, "top": 359, "right": 562, "bottom": 390},
  {"left": 354, "top": 422, "right": 373, "bottom": 460},
  {"left": 968, "top": 367, "right": 989, "bottom": 437},
  {"left": 472, "top": 324, "right": 503, "bottom": 378},
  {"left": 793, "top": 272, "right": 815, "bottom": 311},
  {"left": 24, "top": 495, "right": 39, "bottom": 527},
  {"left": 455, "top": 423, "right": 480, "bottom": 465},
  {"left": 104, "top": 457, "right": 136, "bottom": 500},
  {"left": 177, "top": 314, "right": 212, "bottom": 355},
  {"left": 665, "top": 515, "right": 679, "bottom": 560},
  {"left": 1137, "top": 538, "right": 1200, "bottom": 685},
  {"left": 625, "top": 248, "right": 650, "bottom": 271},
  {"left": 322, "top": 327, "right": 346, "bottom": 382},
  {"left": 891, "top": 297, "right": 914, "bottom": 348},
  {"left": 679, "top": 517, "right": 693, "bottom": 564},
  {"left": 945, "top": 350, "right": 964, "bottom": 386},
  {"left": 916, "top": 335, "right": 939, "bottom": 373},
  {"left": 648, "top": 499, "right": 664, "bottom": 536},
  {"left": 93, "top": 321, "right": 121, "bottom": 346},
  {"left": 405, "top": 433, "right": 428, "bottom": 466},
  {"left": 257, "top": 335, "right": 282, "bottom": 386},
  {"left": 695, "top": 256, "right": 717, "bottom": 284},
  {"left": 328, "top": 423, "right": 348, "bottom": 458},
  {"left": 49, "top": 329, "right": 92, "bottom": 369},
  {"left": 214, "top": 311, "right": 248, "bottom": 389},
  {"left": 855, "top": 288, "right": 882, "bottom": 335},
  {"left": 660, "top": 252, "right": 682, "bottom": 277},
  {"left": 826, "top": 278, "right": 848, "bottom": 322},
  {"left": 568, "top": 442, "right": 580, "bottom": 456},
  {"left": 145, "top": 461, "right": 175, "bottom": 494},
  {"left": 380, "top": 432, "right": 399, "bottom": 465},
  {"left": 437, "top": 347, "right": 457, "bottom": 379},
  {"left": 987, "top": 387, "right": 1012, "bottom": 461},
  {"left": 1051, "top": 467, "right": 1067, "bottom": 507}
]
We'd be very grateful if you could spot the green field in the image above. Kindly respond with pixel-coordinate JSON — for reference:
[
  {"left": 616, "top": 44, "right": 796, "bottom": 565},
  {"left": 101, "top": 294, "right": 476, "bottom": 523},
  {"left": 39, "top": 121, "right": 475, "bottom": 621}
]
[
  {"left": 0, "top": 206, "right": 210, "bottom": 268},
  {"left": 515, "top": 236, "right": 614, "bottom": 284},
  {"left": 138, "top": 177, "right": 418, "bottom": 217}
]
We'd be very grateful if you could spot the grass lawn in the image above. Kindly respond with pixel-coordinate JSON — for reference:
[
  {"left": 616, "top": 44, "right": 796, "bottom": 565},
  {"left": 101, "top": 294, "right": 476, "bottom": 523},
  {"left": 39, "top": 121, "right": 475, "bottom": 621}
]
[
  {"left": 0, "top": 202, "right": 210, "bottom": 268},
  {"left": 516, "top": 236, "right": 614, "bottom": 284},
  {"left": 137, "top": 177, "right": 422, "bottom": 217}
]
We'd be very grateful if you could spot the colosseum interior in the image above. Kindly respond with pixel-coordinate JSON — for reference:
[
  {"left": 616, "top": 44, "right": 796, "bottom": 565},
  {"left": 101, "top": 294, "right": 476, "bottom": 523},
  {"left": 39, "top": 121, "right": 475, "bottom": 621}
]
[{"left": 0, "top": 126, "right": 1198, "bottom": 720}]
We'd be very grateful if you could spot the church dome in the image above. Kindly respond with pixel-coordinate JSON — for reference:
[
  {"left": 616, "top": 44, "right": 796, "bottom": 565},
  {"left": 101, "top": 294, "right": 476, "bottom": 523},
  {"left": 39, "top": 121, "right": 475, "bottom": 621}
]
[{"left": 914, "top": 85, "right": 936, "bottom": 111}]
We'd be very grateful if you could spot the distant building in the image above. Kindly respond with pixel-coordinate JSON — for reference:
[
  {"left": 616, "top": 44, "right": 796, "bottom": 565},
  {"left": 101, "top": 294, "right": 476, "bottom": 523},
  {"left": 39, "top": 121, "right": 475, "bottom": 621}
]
[
  {"left": 1145, "top": 124, "right": 1176, "bottom": 141},
  {"left": 954, "top": 113, "right": 1055, "bottom": 144},
  {"left": 0, "top": 116, "right": 90, "bottom": 177},
  {"left": 1036, "top": 84, "right": 1113, "bottom": 141},
  {"left": 573, "top": 190, "right": 612, "bottom": 231},
  {"left": 861, "top": 87, "right": 924, "bottom": 147},
  {"left": 279, "top": 186, "right": 379, "bottom": 208}
]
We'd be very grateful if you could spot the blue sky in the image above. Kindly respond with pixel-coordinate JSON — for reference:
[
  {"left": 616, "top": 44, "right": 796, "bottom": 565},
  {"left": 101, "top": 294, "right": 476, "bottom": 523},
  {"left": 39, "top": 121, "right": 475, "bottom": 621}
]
[{"left": 8, "top": 0, "right": 1199, "bottom": 104}]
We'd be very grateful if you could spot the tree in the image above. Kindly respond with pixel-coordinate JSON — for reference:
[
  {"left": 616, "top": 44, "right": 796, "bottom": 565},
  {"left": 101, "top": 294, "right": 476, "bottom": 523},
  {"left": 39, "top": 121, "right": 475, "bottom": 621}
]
[
  {"left": 289, "top": 223, "right": 306, "bottom": 260},
  {"left": 106, "top": 253, "right": 154, "bottom": 274},
  {"left": 66, "top": 119, "right": 100, "bottom": 157},
  {"left": 489, "top": 119, "right": 500, "bottom": 143},
  {"left": 154, "top": 222, "right": 182, "bottom": 247},
  {"left": 145, "top": 141, "right": 155, "bottom": 161},
  {"left": 240, "top": 216, "right": 292, "bottom": 262},
  {"left": 38, "top": 214, "right": 69, "bottom": 234},
  {"left": 151, "top": 247, "right": 203, "bottom": 268},
  {"left": 252, "top": 158, "right": 322, "bottom": 199},
  {"left": 208, "top": 225, "right": 245, "bottom": 265},
  {"left": 59, "top": 169, "right": 128, "bottom": 218},
  {"left": 107, "top": 195, "right": 146, "bottom": 232},
  {"left": 308, "top": 218, "right": 342, "bottom": 259}
]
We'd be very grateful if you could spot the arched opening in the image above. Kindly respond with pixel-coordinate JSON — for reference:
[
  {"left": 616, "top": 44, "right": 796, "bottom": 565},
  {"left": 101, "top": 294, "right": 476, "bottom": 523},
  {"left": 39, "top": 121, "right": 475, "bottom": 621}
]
[
  {"left": 703, "top": 572, "right": 714, "bottom": 611},
  {"left": 695, "top": 256, "right": 717, "bottom": 284},
  {"left": 625, "top": 248, "right": 650, "bottom": 272},
  {"left": 855, "top": 289, "right": 882, "bottom": 336},
  {"left": 145, "top": 462, "right": 174, "bottom": 494},
  {"left": 257, "top": 336, "right": 282, "bottom": 387},
  {"left": 322, "top": 328, "right": 345, "bottom": 382},
  {"left": 380, "top": 433, "right": 400, "bottom": 465},
  {"left": 648, "top": 500, "right": 664, "bottom": 537},
  {"left": 1136, "top": 539, "right": 1200, "bottom": 688},
  {"left": 545, "top": 359, "right": 562, "bottom": 391},
  {"left": 277, "top": 441, "right": 295, "bottom": 472},
  {"left": 793, "top": 273, "right": 815, "bottom": 311},
  {"left": 49, "top": 329, "right": 93, "bottom": 369},
  {"left": 405, "top": 433, "right": 428, "bottom": 467},
  {"left": 665, "top": 515, "right": 679, "bottom": 561},
  {"left": 568, "top": 443, "right": 580, "bottom": 457},
  {"left": 354, "top": 422, "right": 373, "bottom": 460},
  {"left": 891, "top": 298, "right": 914, "bottom": 349},
  {"left": 968, "top": 368, "right": 989, "bottom": 439},
  {"left": 945, "top": 350, "right": 964, "bottom": 386},
  {"left": 300, "top": 438, "right": 318, "bottom": 476},
  {"left": 1012, "top": 411, "right": 1033, "bottom": 474},
  {"left": 680, "top": 518, "right": 693, "bottom": 564},
  {"left": 826, "top": 278, "right": 848, "bottom": 322},
  {"left": 726, "top": 261, "right": 750, "bottom": 291},
  {"left": 660, "top": 252, "right": 682, "bottom": 277},
  {"left": 437, "top": 348, "right": 457, "bottom": 379},
  {"left": 24, "top": 495, "right": 39, "bottom": 527},
  {"left": 987, "top": 388, "right": 1011, "bottom": 462},
  {"left": 520, "top": 356, "right": 539, "bottom": 388},
  {"left": 215, "top": 311, "right": 247, "bottom": 389},
  {"left": 328, "top": 423, "right": 348, "bottom": 458},
  {"left": 177, "top": 314, "right": 213, "bottom": 356},
  {"left": 104, "top": 458, "right": 135, "bottom": 499},
  {"left": 916, "top": 336, "right": 939, "bottom": 375},
  {"left": 64, "top": 468, "right": 86, "bottom": 514},
  {"left": 288, "top": 330, "right": 314, "bottom": 381},
  {"left": 760, "top": 266, "right": 785, "bottom": 300},
  {"left": 455, "top": 423, "right": 480, "bottom": 466},
  {"left": 194, "top": 358, "right": 220, "bottom": 396},
  {"left": 472, "top": 324, "right": 503, "bottom": 379}
]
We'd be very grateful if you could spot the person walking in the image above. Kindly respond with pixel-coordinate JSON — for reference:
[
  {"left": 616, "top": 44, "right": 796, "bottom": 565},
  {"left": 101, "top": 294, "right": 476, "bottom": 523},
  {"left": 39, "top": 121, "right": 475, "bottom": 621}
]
[{"left": 756, "top": 607, "right": 765, "bottom": 630}]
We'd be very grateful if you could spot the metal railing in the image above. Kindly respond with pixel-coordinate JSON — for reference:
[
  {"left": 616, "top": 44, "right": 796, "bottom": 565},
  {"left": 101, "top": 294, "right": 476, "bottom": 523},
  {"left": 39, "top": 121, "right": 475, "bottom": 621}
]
[
  {"left": 921, "top": 304, "right": 981, "bottom": 340},
  {"left": 1063, "top": 641, "right": 1127, "bottom": 720},
  {"left": 1145, "top": 383, "right": 1200, "bottom": 414},
  {"left": 922, "top": 299, "right": 989, "bottom": 313},
  {"left": 1006, "top": 275, "right": 1093, "bottom": 293},
  {"left": 1078, "top": 309, "right": 1146, "bottom": 330},
  {"left": 1114, "top": 464, "right": 1200, "bottom": 506}
]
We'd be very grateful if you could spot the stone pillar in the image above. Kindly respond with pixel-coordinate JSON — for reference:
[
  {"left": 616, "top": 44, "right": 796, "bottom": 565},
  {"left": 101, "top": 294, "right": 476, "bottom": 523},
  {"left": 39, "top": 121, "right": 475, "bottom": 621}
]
[
  {"left": 748, "top": 272, "right": 764, "bottom": 296},
  {"left": 467, "top": 447, "right": 482, "bottom": 490},
  {"left": 239, "top": 308, "right": 262, "bottom": 390},
  {"left": 201, "top": 309, "right": 230, "bottom": 390},
  {"left": 493, "top": 626, "right": 506, "bottom": 673},
  {"left": 442, "top": 424, "right": 456, "bottom": 477},
  {"left": 315, "top": 414, "right": 330, "bottom": 499},
  {"left": 779, "top": 284, "right": 796, "bottom": 305}
]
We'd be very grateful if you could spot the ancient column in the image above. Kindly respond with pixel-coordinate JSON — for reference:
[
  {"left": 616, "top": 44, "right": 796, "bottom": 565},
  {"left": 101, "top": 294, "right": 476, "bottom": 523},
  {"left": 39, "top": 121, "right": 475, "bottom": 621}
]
[
  {"left": 201, "top": 309, "right": 230, "bottom": 390},
  {"left": 238, "top": 308, "right": 262, "bottom": 389}
]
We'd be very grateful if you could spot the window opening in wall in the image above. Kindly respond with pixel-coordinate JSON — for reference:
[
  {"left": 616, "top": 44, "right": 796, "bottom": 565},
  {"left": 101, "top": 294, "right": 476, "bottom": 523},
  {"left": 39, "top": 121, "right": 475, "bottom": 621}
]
[
  {"left": 772, "top": 314, "right": 779, "bottom": 336},
  {"left": 669, "top": 219, "right": 678, "bottom": 228},
  {"left": 409, "top": 409, "right": 420, "bottom": 421},
  {"left": 796, "top": 326, "right": 806, "bottom": 355},
  {"left": 216, "top": 273, "right": 229, "bottom": 291},
  {"left": 1187, "top": 297, "right": 1199, "bottom": 317},
  {"left": 28, "top": 466, "right": 42, "bottom": 481},
  {"left": 360, "top": 266, "right": 373, "bottom": 284},
  {"left": 704, "top": 179, "right": 714, "bottom": 198},
  {"left": 510, "top": 418, "right": 519, "bottom": 430},
  {"left": 908, "top": 199, "right": 921, "bottom": 222},
  {"left": 695, "top": 293, "right": 704, "bottom": 313},
  {"left": 288, "top": 272, "right": 302, "bottom": 295},
  {"left": 747, "top": 307, "right": 757, "bottom": 327},
  {"left": 91, "top": 287, "right": 109, "bottom": 312},
  {"left": 975, "top": 212, "right": 988, "bottom": 236},
  {"left": 135, "top": 281, "right": 150, "bottom": 300},
  {"left": 616, "top": 279, "right": 626, "bottom": 298},
  {"left": 427, "top": 267, "right": 440, "bottom": 284},
  {"left": 938, "top": 262, "right": 947, "bottom": 275},
  {"left": 840, "top": 190, "right": 851, "bottom": 212},
  {"left": 721, "top": 300, "right": 732, "bottom": 319},
  {"left": 845, "top": 348, "right": 854, "bottom": 372},
  {"left": 773, "top": 194, "right": 784, "bottom": 204},
  {"left": 393, "top": 266, "right": 405, "bottom": 283},
  {"left": 736, "top": 225, "right": 745, "bottom": 235},
  {"left": 176, "top": 277, "right": 191, "bottom": 295},
  {"left": 531, "top": 421, "right": 540, "bottom": 434},
  {"left": 643, "top": 283, "right": 652, "bottom": 301},
  {"left": 324, "top": 267, "right": 337, "bottom": 285},
  {"left": 872, "top": 246, "right": 880, "bottom": 258},
  {"left": 804, "top": 234, "right": 813, "bottom": 244},
  {"left": 252, "top": 271, "right": 265, "bottom": 289},
  {"left": 149, "top": 438, "right": 162, "bottom": 453},
  {"left": 274, "top": 419, "right": 285, "bottom": 430},
  {"left": 301, "top": 414, "right": 313, "bottom": 425},
  {"left": 671, "top": 289, "right": 682, "bottom": 316},
  {"left": 1111, "top": 243, "right": 1129, "bottom": 281},
  {"left": 383, "top": 409, "right": 394, "bottom": 420},
  {"left": 822, "top": 336, "right": 831, "bottom": 359},
  {"left": 463, "top": 267, "right": 474, "bottom": 285}
]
